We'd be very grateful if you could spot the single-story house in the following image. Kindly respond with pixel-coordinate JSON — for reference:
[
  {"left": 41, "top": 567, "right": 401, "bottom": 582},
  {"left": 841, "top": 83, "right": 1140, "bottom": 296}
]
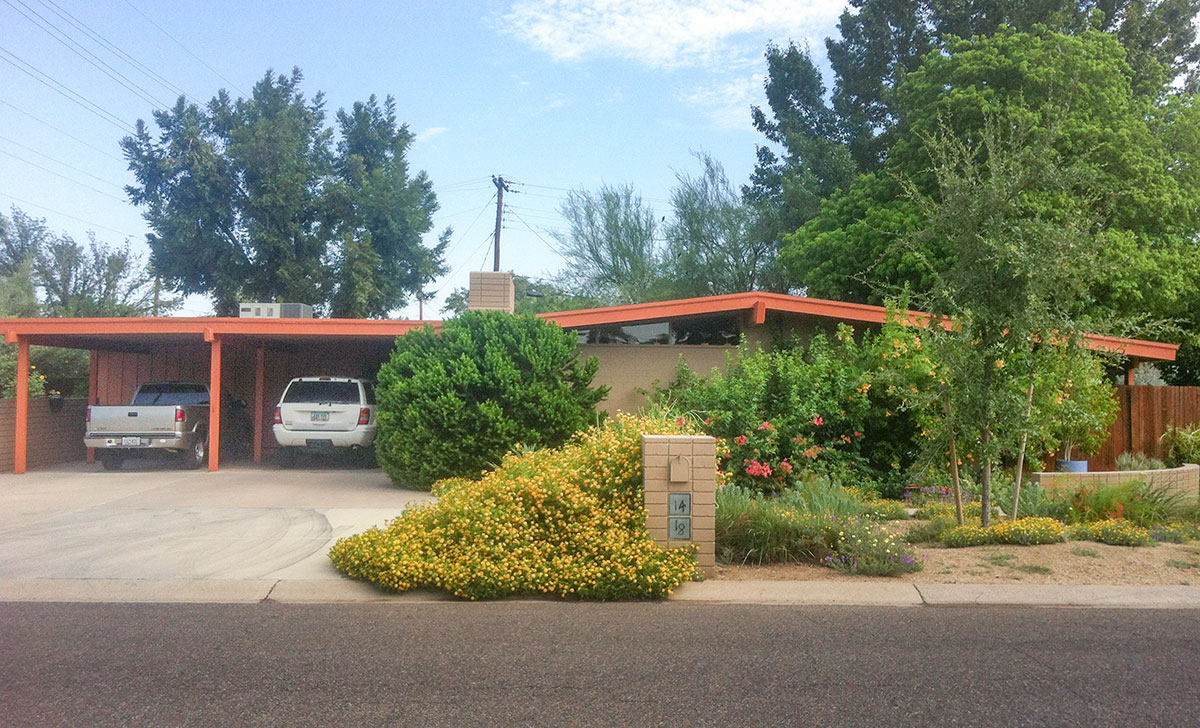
[{"left": 0, "top": 271, "right": 1177, "bottom": 473}]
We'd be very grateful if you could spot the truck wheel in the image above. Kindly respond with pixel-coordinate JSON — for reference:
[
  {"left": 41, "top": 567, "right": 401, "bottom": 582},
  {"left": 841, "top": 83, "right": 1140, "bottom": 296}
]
[
  {"left": 98, "top": 452, "right": 124, "bottom": 471},
  {"left": 182, "top": 435, "right": 207, "bottom": 470}
]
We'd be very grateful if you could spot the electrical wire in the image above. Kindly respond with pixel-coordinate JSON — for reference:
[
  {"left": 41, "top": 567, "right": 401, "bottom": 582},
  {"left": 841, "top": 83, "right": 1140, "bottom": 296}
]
[
  {"left": 35, "top": 0, "right": 197, "bottom": 103},
  {"left": 440, "top": 192, "right": 495, "bottom": 258},
  {"left": 120, "top": 0, "right": 247, "bottom": 95},
  {"left": 504, "top": 208, "right": 566, "bottom": 260},
  {"left": 0, "top": 48, "right": 135, "bottom": 133},
  {"left": 0, "top": 149, "right": 128, "bottom": 202},
  {"left": 0, "top": 191, "right": 140, "bottom": 238},
  {"left": 4, "top": 0, "right": 171, "bottom": 108},
  {"left": 0, "top": 99, "right": 125, "bottom": 161},
  {"left": 0, "top": 135, "right": 127, "bottom": 190}
]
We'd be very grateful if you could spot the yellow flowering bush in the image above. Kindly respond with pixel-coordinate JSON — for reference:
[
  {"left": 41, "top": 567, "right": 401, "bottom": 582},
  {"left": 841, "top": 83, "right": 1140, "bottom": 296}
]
[
  {"left": 990, "top": 517, "right": 1067, "bottom": 545},
  {"left": 916, "top": 501, "right": 984, "bottom": 521},
  {"left": 942, "top": 525, "right": 995, "bottom": 548},
  {"left": 942, "top": 517, "right": 1066, "bottom": 547},
  {"left": 329, "top": 413, "right": 701, "bottom": 600},
  {"left": 861, "top": 499, "right": 910, "bottom": 521},
  {"left": 1069, "top": 520, "right": 1155, "bottom": 546}
]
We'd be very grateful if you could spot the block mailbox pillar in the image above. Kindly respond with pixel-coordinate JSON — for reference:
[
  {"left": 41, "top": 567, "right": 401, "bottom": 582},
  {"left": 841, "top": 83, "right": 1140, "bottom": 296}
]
[{"left": 643, "top": 435, "right": 716, "bottom": 574}]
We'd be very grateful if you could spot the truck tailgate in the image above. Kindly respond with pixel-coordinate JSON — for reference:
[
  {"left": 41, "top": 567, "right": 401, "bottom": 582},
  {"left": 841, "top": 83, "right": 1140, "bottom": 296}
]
[{"left": 88, "top": 406, "right": 180, "bottom": 435}]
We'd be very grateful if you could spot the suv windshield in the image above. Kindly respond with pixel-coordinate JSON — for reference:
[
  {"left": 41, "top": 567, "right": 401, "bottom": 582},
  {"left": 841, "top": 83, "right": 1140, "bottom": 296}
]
[
  {"left": 283, "top": 381, "right": 361, "bottom": 405},
  {"left": 132, "top": 383, "right": 210, "bottom": 406}
]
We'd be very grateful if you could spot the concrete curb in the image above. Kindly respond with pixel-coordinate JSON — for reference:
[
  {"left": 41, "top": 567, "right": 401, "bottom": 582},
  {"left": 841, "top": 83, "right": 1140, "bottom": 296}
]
[{"left": 4, "top": 578, "right": 1200, "bottom": 608}]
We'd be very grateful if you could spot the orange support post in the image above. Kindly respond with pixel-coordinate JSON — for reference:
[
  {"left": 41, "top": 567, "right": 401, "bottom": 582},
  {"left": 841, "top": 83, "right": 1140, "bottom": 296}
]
[
  {"left": 253, "top": 344, "right": 264, "bottom": 464},
  {"left": 14, "top": 338, "right": 28, "bottom": 474},
  {"left": 87, "top": 350, "right": 98, "bottom": 464},
  {"left": 208, "top": 334, "right": 222, "bottom": 472}
]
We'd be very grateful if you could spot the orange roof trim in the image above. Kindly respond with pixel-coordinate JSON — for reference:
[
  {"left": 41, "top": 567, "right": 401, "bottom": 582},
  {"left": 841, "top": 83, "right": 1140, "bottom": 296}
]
[
  {"left": 538, "top": 292, "right": 1177, "bottom": 362},
  {"left": 2, "top": 316, "right": 442, "bottom": 344}
]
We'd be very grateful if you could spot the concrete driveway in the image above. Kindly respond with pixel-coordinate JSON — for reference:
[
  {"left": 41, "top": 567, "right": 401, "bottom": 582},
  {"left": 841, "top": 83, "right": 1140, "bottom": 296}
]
[{"left": 0, "top": 461, "right": 434, "bottom": 600}]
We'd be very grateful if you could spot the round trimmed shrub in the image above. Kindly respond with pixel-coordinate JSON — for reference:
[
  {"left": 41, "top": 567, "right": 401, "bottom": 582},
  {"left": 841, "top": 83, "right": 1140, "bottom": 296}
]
[
  {"left": 375, "top": 312, "right": 608, "bottom": 489},
  {"left": 329, "top": 413, "right": 699, "bottom": 600}
]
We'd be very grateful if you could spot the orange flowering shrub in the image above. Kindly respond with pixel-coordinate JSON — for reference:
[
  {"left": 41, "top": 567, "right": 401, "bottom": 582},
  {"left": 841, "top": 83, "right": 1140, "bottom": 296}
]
[{"left": 329, "top": 413, "right": 702, "bottom": 600}]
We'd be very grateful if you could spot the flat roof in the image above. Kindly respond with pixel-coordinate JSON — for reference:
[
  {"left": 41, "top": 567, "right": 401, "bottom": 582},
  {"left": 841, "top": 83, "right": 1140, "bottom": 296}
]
[
  {"left": 0, "top": 290, "right": 1177, "bottom": 362},
  {"left": 537, "top": 291, "right": 1179, "bottom": 362},
  {"left": 1, "top": 317, "right": 440, "bottom": 350}
]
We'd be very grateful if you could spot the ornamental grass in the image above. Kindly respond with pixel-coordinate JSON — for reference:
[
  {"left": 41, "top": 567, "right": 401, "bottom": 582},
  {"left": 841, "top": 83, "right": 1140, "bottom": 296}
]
[{"left": 329, "top": 413, "right": 700, "bottom": 600}]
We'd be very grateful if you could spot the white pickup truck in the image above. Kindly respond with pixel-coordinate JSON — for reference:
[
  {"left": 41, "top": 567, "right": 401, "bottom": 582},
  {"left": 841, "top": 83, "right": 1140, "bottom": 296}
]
[{"left": 85, "top": 382, "right": 220, "bottom": 470}]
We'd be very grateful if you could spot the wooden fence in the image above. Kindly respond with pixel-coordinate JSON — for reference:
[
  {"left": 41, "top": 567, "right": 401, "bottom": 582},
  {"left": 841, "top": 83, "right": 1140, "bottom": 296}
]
[
  {"left": 0, "top": 397, "right": 88, "bottom": 473},
  {"left": 1088, "top": 386, "right": 1200, "bottom": 471}
]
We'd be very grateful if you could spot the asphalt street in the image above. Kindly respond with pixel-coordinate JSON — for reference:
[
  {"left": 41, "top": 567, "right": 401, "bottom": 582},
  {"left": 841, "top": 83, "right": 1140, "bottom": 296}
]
[{"left": 2, "top": 602, "right": 1198, "bottom": 727}]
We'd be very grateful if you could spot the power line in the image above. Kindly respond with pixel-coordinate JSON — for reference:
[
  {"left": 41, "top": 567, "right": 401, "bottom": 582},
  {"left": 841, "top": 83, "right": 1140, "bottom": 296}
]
[
  {"left": 0, "top": 149, "right": 128, "bottom": 202},
  {"left": 4, "top": 0, "right": 171, "bottom": 109},
  {"left": 35, "top": 0, "right": 196, "bottom": 103},
  {"left": 0, "top": 99, "right": 125, "bottom": 161},
  {"left": 504, "top": 208, "right": 566, "bottom": 260},
  {"left": 0, "top": 135, "right": 127, "bottom": 190},
  {"left": 121, "top": 0, "right": 247, "bottom": 95},
  {"left": 0, "top": 48, "right": 135, "bottom": 133},
  {"left": 441, "top": 192, "right": 495, "bottom": 258},
  {"left": 0, "top": 191, "right": 140, "bottom": 238}
]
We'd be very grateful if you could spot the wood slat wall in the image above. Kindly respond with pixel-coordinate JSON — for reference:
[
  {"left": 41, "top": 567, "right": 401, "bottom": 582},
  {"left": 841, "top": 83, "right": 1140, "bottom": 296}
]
[
  {"left": 1089, "top": 386, "right": 1200, "bottom": 470},
  {"left": 0, "top": 397, "right": 88, "bottom": 472}
]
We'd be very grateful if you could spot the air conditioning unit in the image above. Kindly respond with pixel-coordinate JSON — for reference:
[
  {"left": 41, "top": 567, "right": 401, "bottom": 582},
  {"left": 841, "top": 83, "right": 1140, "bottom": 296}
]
[{"left": 238, "top": 303, "right": 314, "bottom": 319}]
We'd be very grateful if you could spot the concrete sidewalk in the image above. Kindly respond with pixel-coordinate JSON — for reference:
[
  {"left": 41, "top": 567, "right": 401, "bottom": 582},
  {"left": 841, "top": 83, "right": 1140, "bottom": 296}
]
[{"left": 4, "top": 577, "right": 1200, "bottom": 608}]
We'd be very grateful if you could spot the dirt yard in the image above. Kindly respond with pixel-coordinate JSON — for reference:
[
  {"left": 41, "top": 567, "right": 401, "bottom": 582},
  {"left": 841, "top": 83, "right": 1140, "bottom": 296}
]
[{"left": 714, "top": 540, "right": 1200, "bottom": 586}]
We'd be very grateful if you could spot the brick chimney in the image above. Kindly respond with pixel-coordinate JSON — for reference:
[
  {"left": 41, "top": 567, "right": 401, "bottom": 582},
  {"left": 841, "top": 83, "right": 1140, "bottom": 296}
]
[{"left": 467, "top": 271, "right": 515, "bottom": 313}]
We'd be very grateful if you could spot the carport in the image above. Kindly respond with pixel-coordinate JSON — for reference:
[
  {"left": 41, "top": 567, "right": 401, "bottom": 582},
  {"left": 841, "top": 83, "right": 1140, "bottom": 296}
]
[{"left": 1, "top": 317, "right": 435, "bottom": 473}]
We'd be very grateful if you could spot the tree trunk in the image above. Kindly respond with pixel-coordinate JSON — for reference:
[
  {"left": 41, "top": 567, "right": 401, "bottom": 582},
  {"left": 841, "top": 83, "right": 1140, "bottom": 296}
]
[
  {"left": 1011, "top": 380, "right": 1036, "bottom": 521},
  {"left": 980, "top": 426, "right": 993, "bottom": 528},
  {"left": 949, "top": 433, "right": 965, "bottom": 526},
  {"left": 944, "top": 391, "right": 965, "bottom": 526}
]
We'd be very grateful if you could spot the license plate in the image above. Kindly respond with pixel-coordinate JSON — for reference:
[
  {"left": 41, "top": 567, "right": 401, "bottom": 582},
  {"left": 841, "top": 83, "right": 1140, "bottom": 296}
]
[
  {"left": 121, "top": 436, "right": 142, "bottom": 447},
  {"left": 311, "top": 412, "right": 329, "bottom": 422}
]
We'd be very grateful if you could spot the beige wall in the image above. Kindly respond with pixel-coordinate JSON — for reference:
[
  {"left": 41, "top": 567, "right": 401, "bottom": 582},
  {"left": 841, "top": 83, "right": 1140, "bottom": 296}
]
[{"left": 579, "top": 344, "right": 736, "bottom": 414}]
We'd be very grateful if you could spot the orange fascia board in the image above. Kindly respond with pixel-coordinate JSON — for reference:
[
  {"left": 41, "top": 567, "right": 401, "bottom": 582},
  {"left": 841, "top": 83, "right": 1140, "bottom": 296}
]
[
  {"left": 0, "top": 317, "right": 442, "bottom": 342},
  {"left": 537, "top": 292, "right": 1177, "bottom": 362}
]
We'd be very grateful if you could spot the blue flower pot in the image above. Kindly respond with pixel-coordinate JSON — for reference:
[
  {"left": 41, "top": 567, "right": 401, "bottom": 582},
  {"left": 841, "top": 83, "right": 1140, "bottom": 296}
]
[{"left": 1055, "top": 459, "right": 1089, "bottom": 473}]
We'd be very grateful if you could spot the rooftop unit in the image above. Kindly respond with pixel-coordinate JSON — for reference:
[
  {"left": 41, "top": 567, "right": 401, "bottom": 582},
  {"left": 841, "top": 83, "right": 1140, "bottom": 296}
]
[{"left": 238, "top": 303, "right": 314, "bottom": 319}]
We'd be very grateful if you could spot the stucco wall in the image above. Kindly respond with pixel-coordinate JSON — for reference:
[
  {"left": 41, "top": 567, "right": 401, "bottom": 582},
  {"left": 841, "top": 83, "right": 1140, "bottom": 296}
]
[
  {"left": 578, "top": 344, "right": 736, "bottom": 415},
  {"left": 1030, "top": 464, "right": 1200, "bottom": 504}
]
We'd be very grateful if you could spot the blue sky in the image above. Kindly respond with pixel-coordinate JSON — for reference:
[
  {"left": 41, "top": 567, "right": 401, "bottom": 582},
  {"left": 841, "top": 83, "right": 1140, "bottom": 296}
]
[{"left": 1, "top": 0, "right": 847, "bottom": 317}]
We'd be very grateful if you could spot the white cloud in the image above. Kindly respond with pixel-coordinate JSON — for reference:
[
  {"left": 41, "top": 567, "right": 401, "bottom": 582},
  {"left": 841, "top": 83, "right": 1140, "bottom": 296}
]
[
  {"left": 500, "top": 0, "right": 844, "bottom": 69},
  {"left": 680, "top": 73, "right": 764, "bottom": 131},
  {"left": 414, "top": 127, "right": 447, "bottom": 142}
]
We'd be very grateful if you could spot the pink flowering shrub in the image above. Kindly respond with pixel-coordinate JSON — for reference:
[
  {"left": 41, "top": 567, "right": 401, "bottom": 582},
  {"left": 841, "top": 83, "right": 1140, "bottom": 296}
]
[{"left": 654, "top": 326, "right": 922, "bottom": 495}]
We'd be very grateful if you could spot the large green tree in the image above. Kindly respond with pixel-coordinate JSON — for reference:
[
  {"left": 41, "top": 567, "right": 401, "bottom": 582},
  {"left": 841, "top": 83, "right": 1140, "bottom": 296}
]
[
  {"left": 781, "top": 29, "right": 1200, "bottom": 339},
  {"left": 552, "top": 184, "right": 662, "bottom": 304},
  {"left": 0, "top": 207, "right": 169, "bottom": 394},
  {"left": 123, "top": 69, "right": 446, "bottom": 316},
  {"left": 747, "top": 1, "right": 1200, "bottom": 247},
  {"left": 667, "top": 152, "right": 787, "bottom": 298}
]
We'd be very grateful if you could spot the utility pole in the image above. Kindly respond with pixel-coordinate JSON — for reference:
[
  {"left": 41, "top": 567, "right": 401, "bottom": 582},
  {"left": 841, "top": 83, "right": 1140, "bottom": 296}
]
[{"left": 491, "top": 175, "right": 510, "bottom": 271}]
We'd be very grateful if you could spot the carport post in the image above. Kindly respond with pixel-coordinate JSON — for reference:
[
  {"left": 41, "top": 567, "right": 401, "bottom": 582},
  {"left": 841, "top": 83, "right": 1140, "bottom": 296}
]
[
  {"left": 253, "top": 344, "right": 264, "bottom": 463},
  {"left": 12, "top": 337, "right": 29, "bottom": 474},
  {"left": 206, "top": 330, "right": 222, "bottom": 472},
  {"left": 86, "top": 350, "right": 98, "bottom": 464}
]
